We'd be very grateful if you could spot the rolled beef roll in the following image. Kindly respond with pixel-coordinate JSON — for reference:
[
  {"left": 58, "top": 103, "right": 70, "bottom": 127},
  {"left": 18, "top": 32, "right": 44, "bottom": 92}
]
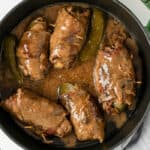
[
  {"left": 50, "top": 6, "right": 90, "bottom": 69},
  {"left": 58, "top": 83, "right": 105, "bottom": 142},
  {"left": 17, "top": 17, "right": 50, "bottom": 80},
  {"left": 1, "top": 88, "right": 72, "bottom": 139}
]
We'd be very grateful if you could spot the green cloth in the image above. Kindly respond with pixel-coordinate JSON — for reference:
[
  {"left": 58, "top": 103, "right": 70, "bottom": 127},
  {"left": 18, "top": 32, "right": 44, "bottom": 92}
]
[
  {"left": 141, "top": 0, "right": 150, "bottom": 9},
  {"left": 141, "top": 0, "right": 150, "bottom": 35},
  {"left": 146, "top": 19, "right": 150, "bottom": 34},
  {"left": 145, "top": 19, "right": 150, "bottom": 39}
]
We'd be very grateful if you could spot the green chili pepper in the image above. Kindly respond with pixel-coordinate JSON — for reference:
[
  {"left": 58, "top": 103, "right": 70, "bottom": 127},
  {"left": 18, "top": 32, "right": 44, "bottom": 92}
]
[
  {"left": 2, "top": 34, "right": 23, "bottom": 84},
  {"left": 79, "top": 8, "right": 105, "bottom": 62},
  {"left": 58, "top": 83, "right": 76, "bottom": 95},
  {"left": 114, "top": 102, "right": 126, "bottom": 112}
]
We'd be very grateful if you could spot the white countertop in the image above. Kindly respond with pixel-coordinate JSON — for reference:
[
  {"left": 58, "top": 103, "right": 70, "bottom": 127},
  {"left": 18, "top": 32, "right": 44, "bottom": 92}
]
[{"left": 0, "top": 0, "right": 150, "bottom": 150}]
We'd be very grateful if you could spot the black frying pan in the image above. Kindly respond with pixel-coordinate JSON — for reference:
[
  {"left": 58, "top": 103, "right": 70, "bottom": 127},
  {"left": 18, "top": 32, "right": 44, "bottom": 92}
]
[{"left": 0, "top": 0, "right": 150, "bottom": 150}]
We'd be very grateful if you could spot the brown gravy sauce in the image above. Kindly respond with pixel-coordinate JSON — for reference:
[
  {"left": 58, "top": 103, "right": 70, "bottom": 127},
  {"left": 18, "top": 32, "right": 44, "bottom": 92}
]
[{"left": 23, "top": 59, "right": 95, "bottom": 101}]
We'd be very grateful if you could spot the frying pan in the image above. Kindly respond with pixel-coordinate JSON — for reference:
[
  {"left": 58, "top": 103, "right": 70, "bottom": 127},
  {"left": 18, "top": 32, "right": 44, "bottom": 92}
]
[{"left": 0, "top": 0, "right": 150, "bottom": 149}]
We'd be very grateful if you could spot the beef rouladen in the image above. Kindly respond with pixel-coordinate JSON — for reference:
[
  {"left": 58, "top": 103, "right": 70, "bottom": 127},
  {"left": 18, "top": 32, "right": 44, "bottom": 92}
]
[
  {"left": 93, "top": 18, "right": 135, "bottom": 115},
  {"left": 50, "top": 6, "right": 90, "bottom": 69},
  {"left": 17, "top": 17, "right": 50, "bottom": 80},
  {"left": 1, "top": 88, "right": 72, "bottom": 140},
  {"left": 58, "top": 83, "right": 105, "bottom": 142}
]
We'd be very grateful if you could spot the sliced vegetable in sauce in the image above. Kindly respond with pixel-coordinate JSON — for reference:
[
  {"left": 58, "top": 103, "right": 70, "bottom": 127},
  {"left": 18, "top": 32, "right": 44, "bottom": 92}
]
[
  {"left": 2, "top": 34, "right": 23, "bottom": 84},
  {"left": 113, "top": 102, "right": 127, "bottom": 112},
  {"left": 58, "top": 83, "right": 76, "bottom": 95},
  {"left": 79, "top": 8, "right": 105, "bottom": 62}
]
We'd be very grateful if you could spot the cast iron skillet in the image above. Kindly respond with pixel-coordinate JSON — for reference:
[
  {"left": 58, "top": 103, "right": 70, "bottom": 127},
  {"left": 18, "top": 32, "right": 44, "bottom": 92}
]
[{"left": 0, "top": 0, "right": 150, "bottom": 149}]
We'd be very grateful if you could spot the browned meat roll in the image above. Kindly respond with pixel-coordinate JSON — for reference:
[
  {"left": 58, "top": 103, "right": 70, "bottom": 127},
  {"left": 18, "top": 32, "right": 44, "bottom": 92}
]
[
  {"left": 1, "top": 88, "right": 72, "bottom": 139},
  {"left": 58, "top": 83, "right": 105, "bottom": 142},
  {"left": 17, "top": 17, "right": 50, "bottom": 80},
  {"left": 94, "top": 47, "right": 135, "bottom": 115},
  {"left": 50, "top": 6, "right": 90, "bottom": 69},
  {"left": 93, "top": 18, "right": 135, "bottom": 115}
]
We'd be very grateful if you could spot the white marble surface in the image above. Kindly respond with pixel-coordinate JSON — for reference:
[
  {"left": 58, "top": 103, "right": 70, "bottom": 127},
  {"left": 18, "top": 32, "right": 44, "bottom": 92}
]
[{"left": 0, "top": 0, "right": 150, "bottom": 150}]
